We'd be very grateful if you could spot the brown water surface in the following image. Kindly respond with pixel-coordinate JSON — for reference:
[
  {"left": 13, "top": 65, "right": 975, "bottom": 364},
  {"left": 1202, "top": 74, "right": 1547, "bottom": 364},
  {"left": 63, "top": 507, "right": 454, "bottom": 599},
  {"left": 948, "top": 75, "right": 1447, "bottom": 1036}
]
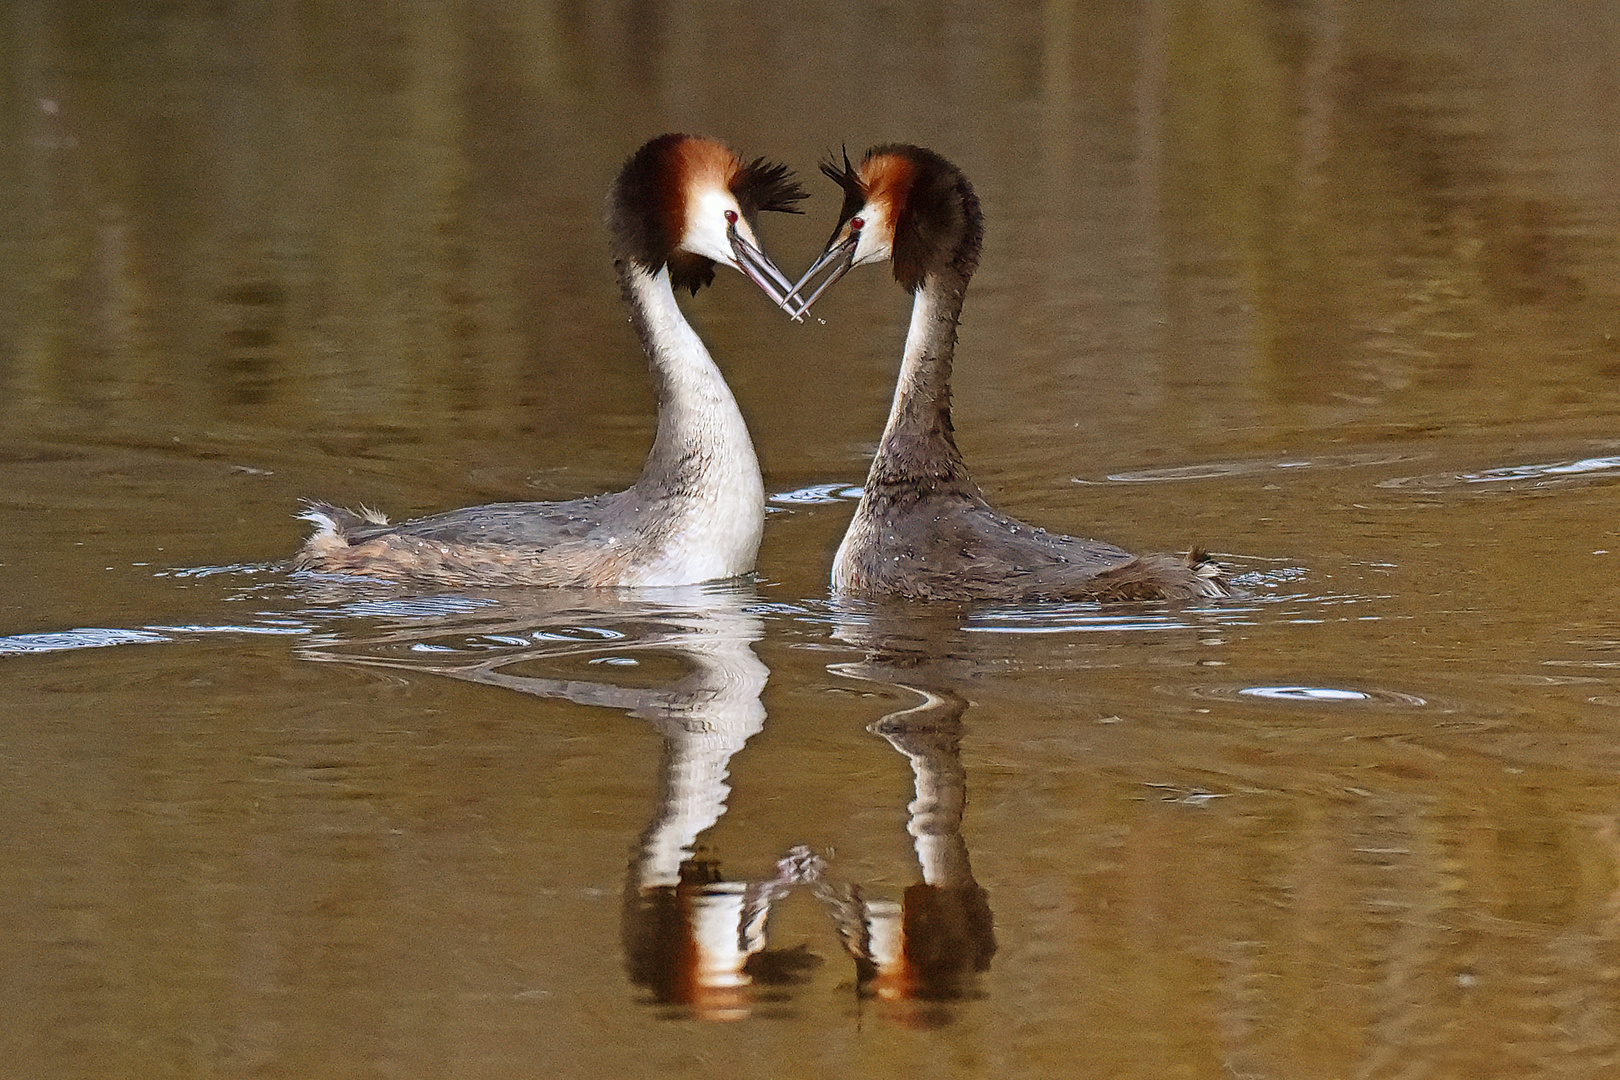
[{"left": 4, "top": 2, "right": 1620, "bottom": 1076}]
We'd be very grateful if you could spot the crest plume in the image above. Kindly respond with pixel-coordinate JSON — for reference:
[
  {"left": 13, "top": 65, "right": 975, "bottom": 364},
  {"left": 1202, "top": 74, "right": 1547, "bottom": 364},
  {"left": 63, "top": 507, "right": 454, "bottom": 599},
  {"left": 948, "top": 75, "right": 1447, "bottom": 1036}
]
[
  {"left": 734, "top": 157, "right": 808, "bottom": 217},
  {"left": 820, "top": 147, "right": 867, "bottom": 244}
]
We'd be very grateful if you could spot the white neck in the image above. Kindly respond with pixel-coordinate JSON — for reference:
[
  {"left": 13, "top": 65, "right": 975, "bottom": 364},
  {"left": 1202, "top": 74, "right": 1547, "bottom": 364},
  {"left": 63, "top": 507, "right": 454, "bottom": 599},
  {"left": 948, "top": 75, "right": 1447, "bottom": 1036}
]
[
  {"left": 621, "top": 268, "right": 765, "bottom": 586},
  {"left": 883, "top": 285, "right": 942, "bottom": 438}
]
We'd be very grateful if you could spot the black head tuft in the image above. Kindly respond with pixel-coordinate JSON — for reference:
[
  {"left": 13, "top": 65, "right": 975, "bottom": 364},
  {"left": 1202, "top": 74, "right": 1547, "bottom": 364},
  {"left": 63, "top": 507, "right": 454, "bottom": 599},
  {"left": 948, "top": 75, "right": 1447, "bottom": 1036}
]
[
  {"left": 819, "top": 146, "right": 868, "bottom": 246},
  {"left": 608, "top": 134, "right": 688, "bottom": 281},
  {"left": 734, "top": 157, "right": 808, "bottom": 217}
]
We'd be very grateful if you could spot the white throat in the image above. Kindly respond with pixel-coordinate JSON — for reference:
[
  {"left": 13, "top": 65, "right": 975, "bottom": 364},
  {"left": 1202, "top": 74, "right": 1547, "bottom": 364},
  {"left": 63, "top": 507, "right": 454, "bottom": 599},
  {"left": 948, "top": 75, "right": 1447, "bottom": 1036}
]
[
  {"left": 882, "top": 285, "right": 940, "bottom": 438},
  {"left": 621, "top": 268, "right": 765, "bottom": 586}
]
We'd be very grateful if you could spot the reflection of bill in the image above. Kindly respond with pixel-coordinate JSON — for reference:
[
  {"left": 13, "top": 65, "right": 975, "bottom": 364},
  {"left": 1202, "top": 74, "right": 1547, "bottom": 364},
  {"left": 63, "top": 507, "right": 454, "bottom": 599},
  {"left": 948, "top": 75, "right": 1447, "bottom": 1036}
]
[{"left": 811, "top": 684, "right": 996, "bottom": 1012}]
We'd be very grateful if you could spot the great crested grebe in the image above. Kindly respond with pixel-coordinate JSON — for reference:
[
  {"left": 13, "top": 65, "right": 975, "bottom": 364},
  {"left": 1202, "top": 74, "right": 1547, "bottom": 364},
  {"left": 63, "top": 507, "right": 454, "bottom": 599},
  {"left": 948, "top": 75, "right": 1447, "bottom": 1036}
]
[
  {"left": 295, "top": 134, "right": 805, "bottom": 588},
  {"left": 789, "top": 144, "right": 1226, "bottom": 602}
]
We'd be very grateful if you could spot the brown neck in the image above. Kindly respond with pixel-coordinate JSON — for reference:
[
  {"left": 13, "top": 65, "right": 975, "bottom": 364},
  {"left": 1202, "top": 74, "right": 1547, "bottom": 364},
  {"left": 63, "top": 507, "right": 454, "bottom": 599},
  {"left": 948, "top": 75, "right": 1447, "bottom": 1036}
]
[{"left": 866, "top": 267, "right": 977, "bottom": 491}]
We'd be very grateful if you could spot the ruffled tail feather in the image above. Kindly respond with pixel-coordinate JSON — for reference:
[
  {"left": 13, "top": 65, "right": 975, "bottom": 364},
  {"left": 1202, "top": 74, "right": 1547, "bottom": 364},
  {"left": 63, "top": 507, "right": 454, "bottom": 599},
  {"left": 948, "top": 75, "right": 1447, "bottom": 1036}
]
[{"left": 294, "top": 500, "right": 389, "bottom": 565}]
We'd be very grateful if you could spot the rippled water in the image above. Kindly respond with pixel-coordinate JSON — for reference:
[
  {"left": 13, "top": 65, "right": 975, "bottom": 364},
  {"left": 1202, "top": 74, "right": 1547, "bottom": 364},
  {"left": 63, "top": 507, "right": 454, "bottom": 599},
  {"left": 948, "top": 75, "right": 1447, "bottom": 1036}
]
[{"left": 5, "top": 2, "right": 1620, "bottom": 1077}]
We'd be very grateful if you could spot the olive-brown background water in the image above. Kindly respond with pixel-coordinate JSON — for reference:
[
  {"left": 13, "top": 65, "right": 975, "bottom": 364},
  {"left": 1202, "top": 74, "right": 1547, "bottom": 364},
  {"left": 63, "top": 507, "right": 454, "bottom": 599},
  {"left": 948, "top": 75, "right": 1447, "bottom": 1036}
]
[{"left": 4, "top": 1, "right": 1620, "bottom": 1076}]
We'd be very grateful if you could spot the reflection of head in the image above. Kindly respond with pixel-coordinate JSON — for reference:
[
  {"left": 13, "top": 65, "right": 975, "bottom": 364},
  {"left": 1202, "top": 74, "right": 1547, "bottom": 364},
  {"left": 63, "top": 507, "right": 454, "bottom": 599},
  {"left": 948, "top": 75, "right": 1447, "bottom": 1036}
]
[
  {"left": 623, "top": 850, "right": 822, "bottom": 1020},
  {"left": 622, "top": 860, "right": 756, "bottom": 1020},
  {"left": 816, "top": 878, "right": 996, "bottom": 1012},
  {"left": 889, "top": 884, "right": 997, "bottom": 994}
]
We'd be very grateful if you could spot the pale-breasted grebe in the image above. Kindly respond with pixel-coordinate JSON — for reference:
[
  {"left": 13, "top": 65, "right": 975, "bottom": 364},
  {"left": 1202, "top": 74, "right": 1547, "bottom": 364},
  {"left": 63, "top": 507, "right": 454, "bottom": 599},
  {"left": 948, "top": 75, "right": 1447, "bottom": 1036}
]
[
  {"left": 788, "top": 145, "right": 1226, "bottom": 602},
  {"left": 295, "top": 134, "right": 805, "bottom": 588}
]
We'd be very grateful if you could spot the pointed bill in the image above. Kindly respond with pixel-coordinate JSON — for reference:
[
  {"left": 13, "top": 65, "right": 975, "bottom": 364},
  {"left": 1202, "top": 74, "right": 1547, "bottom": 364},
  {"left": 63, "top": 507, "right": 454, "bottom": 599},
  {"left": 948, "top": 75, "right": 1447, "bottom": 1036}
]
[
  {"left": 728, "top": 224, "right": 802, "bottom": 318},
  {"left": 782, "top": 234, "right": 859, "bottom": 322}
]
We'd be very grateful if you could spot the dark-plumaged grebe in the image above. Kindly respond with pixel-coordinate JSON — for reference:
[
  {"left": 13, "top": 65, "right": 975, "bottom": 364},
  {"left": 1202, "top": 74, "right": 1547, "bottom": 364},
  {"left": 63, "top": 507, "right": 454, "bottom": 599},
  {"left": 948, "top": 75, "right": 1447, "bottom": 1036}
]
[
  {"left": 296, "top": 134, "right": 805, "bottom": 587},
  {"left": 789, "top": 145, "right": 1225, "bottom": 602}
]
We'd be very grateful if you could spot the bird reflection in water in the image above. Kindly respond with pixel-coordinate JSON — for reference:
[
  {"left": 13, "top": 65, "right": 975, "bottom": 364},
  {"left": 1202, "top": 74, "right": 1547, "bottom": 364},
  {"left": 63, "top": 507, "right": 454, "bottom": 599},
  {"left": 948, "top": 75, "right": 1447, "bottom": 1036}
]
[
  {"left": 813, "top": 611, "right": 998, "bottom": 1022},
  {"left": 611, "top": 594, "right": 821, "bottom": 1018},
  {"left": 296, "top": 583, "right": 818, "bottom": 1020}
]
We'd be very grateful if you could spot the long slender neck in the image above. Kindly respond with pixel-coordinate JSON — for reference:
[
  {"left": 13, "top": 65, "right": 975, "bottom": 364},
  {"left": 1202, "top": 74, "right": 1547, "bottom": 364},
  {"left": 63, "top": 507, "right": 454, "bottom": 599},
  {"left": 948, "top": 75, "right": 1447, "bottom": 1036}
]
[
  {"left": 866, "top": 268, "right": 976, "bottom": 489},
  {"left": 618, "top": 264, "right": 761, "bottom": 500}
]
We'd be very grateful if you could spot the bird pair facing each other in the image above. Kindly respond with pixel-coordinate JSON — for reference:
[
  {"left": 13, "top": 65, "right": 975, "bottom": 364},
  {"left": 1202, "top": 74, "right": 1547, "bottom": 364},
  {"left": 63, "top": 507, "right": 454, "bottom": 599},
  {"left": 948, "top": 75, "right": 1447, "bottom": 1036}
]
[{"left": 296, "top": 134, "right": 1226, "bottom": 603}]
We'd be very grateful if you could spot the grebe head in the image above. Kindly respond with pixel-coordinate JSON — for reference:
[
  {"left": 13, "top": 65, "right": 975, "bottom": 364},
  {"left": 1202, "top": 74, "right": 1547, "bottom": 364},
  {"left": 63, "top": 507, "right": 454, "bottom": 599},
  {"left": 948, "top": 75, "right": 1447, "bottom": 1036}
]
[
  {"left": 609, "top": 134, "right": 806, "bottom": 310},
  {"left": 786, "top": 144, "right": 983, "bottom": 317}
]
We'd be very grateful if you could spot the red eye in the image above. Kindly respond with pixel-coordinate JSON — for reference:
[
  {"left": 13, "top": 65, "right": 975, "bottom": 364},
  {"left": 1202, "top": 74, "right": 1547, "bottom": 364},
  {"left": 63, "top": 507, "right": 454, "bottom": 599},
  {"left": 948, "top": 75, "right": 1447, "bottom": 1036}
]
[
  {"left": 724, "top": 209, "right": 738, "bottom": 224},
  {"left": 850, "top": 216, "right": 865, "bottom": 231}
]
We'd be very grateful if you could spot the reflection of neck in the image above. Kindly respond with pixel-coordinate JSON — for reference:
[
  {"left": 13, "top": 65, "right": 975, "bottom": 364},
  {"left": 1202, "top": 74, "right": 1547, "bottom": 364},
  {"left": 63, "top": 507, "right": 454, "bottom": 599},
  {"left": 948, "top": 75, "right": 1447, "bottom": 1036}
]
[
  {"left": 633, "top": 625, "right": 769, "bottom": 887},
  {"left": 877, "top": 689, "right": 975, "bottom": 887},
  {"left": 636, "top": 720, "right": 759, "bottom": 886},
  {"left": 868, "top": 271, "right": 976, "bottom": 489}
]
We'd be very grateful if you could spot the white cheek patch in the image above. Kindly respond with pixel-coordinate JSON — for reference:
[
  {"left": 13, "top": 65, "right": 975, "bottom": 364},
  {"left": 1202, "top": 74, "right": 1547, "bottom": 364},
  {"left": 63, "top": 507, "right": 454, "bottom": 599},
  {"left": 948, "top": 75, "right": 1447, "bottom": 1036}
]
[
  {"left": 683, "top": 187, "right": 743, "bottom": 266},
  {"left": 853, "top": 206, "right": 894, "bottom": 267}
]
